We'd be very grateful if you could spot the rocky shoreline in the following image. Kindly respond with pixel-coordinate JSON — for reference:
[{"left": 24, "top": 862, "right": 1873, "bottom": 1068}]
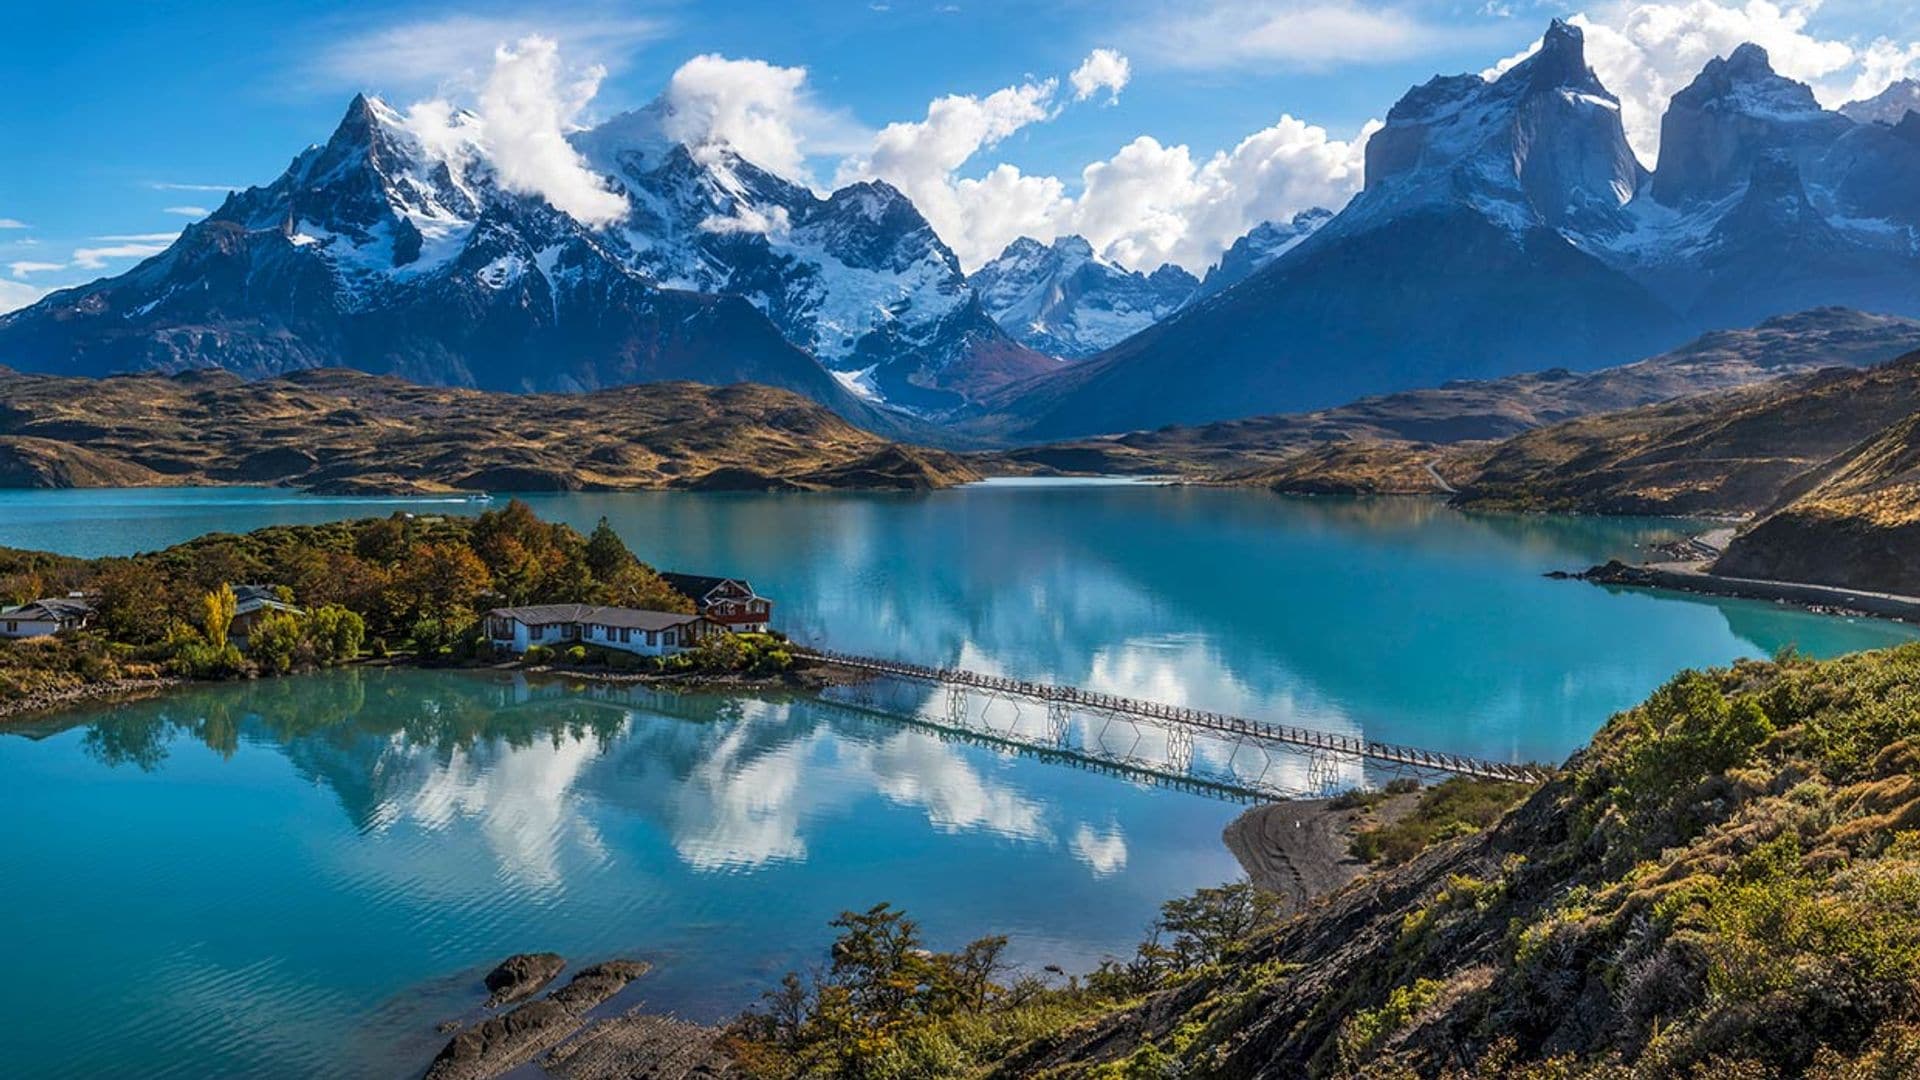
[
  {"left": 422, "top": 953, "right": 735, "bottom": 1080},
  {"left": 0, "top": 675, "right": 185, "bottom": 722},
  {"left": 1563, "top": 559, "right": 1920, "bottom": 621},
  {"left": 0, "top": 654, "right": 874, "bottom": 730}
]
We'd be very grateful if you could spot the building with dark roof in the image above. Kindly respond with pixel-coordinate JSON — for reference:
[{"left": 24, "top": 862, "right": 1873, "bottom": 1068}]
[
  {"left": 659, "top": 573, "right": 771, "bottom": 632},
  {"left": 485, "top": 604, "right": 712, "bottom": 657},
  {"left": 0, "top": 595, "right": 94, "bottom": 639}
]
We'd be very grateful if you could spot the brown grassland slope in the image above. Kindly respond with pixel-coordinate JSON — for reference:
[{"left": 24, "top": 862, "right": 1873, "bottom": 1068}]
[{"left": 0, "top": 367, "right": 979, "bottom": 494}]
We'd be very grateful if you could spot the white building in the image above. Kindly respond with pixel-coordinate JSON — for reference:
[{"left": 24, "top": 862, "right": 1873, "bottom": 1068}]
[
  {"left": 0, "top": 596, "right": 95, "bottom": 639},
  {"left": 485, "top": 604, "right": 712, "bottom": 657}
]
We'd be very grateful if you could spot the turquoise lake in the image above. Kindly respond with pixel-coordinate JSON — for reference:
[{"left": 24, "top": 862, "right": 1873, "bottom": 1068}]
[{"left": 1, "top": 483, "right": 1915, "bottom": 1078}]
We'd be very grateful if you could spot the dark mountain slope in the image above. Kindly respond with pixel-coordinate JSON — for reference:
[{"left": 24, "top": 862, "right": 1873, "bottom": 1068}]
[{"left": 997, "top": 207, "right": 1682, "bottom": 438}]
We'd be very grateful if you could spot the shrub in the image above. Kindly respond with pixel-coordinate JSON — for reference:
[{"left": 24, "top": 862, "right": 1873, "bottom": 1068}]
[
  {"left": 524, "top": 644, "right": 555, "bottom": 664},
  {"left": 565, "top": 645, "right": 588, "bottom": 665},
  {"left": 245, "top": 610, "right": 305, "bottom": 675},
  {"left": 1350, "top": 777, "right": 1535, "bottom": 864},
  {"left": 1340, "top": 977, "right": 1444, "bottom": 1066},
  {"left": 306, "top": 605, "right": 365, "bottom": 663}
]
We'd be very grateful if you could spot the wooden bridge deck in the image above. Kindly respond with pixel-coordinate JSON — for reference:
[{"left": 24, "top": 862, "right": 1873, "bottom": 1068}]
[{"left": 800, "top": 649, "right": 1552, "bottom": 784}]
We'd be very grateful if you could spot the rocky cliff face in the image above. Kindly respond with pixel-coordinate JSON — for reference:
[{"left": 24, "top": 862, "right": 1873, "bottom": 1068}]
[
  {"left": 969, "top": 235, "right": 1197, "bottom": 358},
  {"left": 1650, "top": 43, "right": 1850, "bottom": 208}
]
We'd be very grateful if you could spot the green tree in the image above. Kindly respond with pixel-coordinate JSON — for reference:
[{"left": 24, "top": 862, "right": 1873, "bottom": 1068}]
[
  {"left": 584, "top": 516, "right": 633, "bottom": 580},
  {"left": 246, "top": 610, "right": 304, "bottom": 675},
  {"left": 306, "top": 605, "right": 366, "bottom": 663}
]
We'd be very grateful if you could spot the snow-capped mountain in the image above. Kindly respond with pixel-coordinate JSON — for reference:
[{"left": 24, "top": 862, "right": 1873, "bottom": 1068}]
[
  {"left": 968, "top": 235, "right": 1197, "bottom": 358},
  {"left": 1843, "top": 78, "right": 1920, "bottom": 125},
  {"left": 1190, "top": 210, "right": 1331, "bottom": 302},
  {"left": 0, "top": 95, "right": 885, "bottom": 422},
  {"left": 1001, "top": 21, "right": 1920, "bottom": 439},
  {"left": 0, "top": 91, "right": 1049, "bottom": 421},
  {"left": 571, "top": 101, "right": 1051, "bottom": 413}
]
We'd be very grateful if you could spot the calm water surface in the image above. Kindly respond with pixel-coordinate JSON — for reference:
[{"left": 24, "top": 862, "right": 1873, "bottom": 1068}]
[{"left": 1, "top": 483, "right": 1914, "bottom": 1078}]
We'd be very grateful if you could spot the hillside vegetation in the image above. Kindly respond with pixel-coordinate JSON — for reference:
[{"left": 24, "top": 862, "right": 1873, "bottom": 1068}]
[
  {"left": 0, "top": 367, "right": 978, "bottom": 494},
  {"left": 727, "top": 644, "right": 1920, "bottom": 1078}
]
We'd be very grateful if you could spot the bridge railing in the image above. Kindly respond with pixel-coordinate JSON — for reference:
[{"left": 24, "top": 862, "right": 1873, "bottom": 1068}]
[{"left": 797, "top": 649, "right": 1551, "bottom": 784}]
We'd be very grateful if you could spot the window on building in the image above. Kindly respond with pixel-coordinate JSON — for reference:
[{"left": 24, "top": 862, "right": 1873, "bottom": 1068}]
[
  {"left": 664, "top": 629, "right": 677, "bottom": 646},
  {"left": 620, "top": 628, "right": 631, "bottom": 643}
]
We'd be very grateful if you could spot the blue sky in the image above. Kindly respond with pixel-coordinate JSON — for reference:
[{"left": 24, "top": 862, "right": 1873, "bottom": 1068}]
[{"left": 4, "top": 0, "right": 1918, "bottom": 308}]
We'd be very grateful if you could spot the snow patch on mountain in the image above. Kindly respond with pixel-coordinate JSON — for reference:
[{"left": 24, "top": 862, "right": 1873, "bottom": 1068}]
[
  {"left": 969, "top": 235, "right": 1197, "bottom": 358},
  {"left": 1843, "top": 79, "right": 1920, "bottom": 126}
]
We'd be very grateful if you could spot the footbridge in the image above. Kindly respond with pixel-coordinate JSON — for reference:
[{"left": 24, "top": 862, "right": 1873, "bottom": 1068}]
[{"left": 800, "top": 649, "right": 1551, "bottom": 789}]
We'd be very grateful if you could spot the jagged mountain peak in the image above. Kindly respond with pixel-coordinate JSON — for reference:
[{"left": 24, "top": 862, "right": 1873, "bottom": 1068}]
[
  {"left": 1503, "top": 18, "right": 1607, "bottom": 96},
  {"left": 1842, "top": 78, "right": 1920, "bottom": 126},
  {"left": 1652, "top": 41, "right": 1852, "bottom": 207},
  {"left": 1674, "top": 42, "right": 1825, "bottom": 117},
  {"left": 1192, "top": 210, "right": 1331, "bottom": 301},
  {"left": 1358, "top": 19, "right": 1642, "bottom": 233},
  {"left": 970, "top": 232, "right": 1197, "bottom": 359}
]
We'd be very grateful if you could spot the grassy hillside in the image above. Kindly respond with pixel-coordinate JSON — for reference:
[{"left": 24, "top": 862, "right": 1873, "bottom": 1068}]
[
  {"left": 0, "top": 367, "right": 979, "bottom": 494},
  {"left": 727, "top": 644, "right": 1920, "bottom": 1079},
  {"left": 1448, "top": 356, "right": 1920, "bottom": 515},
  {"left": 1714, "top": 413, "right": 1920, "bottom": 593}
]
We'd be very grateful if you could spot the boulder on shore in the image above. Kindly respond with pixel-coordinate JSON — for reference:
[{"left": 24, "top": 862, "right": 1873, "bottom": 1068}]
[
  {"left": 427, "top": 960, "right": 650, "bottom": 1080},
  {"left": 483, "top": 952, "right": 566, "bottom": 1007}
]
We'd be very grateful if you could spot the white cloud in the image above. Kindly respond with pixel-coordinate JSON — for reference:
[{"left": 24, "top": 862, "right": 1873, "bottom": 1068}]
[
  {"left": 71, "top": 243, "right": 171, "bottom": 269},
  {"left": 308, "top": 11, "right": 664, "bottom": 95},
  {"left": 147, "top": 182, "right": 238, "bottom": 193},
  {"left": 1493, "top": 2, "right": 1920, "bottom": 164},
  {"left": 1071, "top": 48, "right": 1131, "bottom": 102},
  {"left": 163, "top": 205, "right": 211, "bottom": 217},
  {"left": 842, "top": 84, "right": 1371, "bottom": 272},
  {"left": 699, "top": 204, "right": 792, "bottom": 236},
  {"left": 9, "top": 261, "right": 65, "bottom": 277},
  {"left": 92, "top": 232, "right": 182, "bottom": 243},
  {"left": 1068, "top": 116, "right": 1375, "bottom": 271},
  {"left": 478, "top": 37, "right": 628, "bottom": 224},
  {"left": 829, "top": 43, "right": 1374, "bottom": 271},
  {"left": 0, "top": 279, "right": 50, "bottom": 313},
  {"left": 403, "top": 35, "right": 628, "bottom": 226},
  {"left": 834, "top": 74, "right": 1062, "bottom": 265},
  {"left": 662, "top": 55, "right": 822, "bottom": 182},
  {"left": 0, "top": 218, "right": 27, "bottom": 229},
  {"left": 1127, "top": 1, "right": 1504, "bottom": 70}
]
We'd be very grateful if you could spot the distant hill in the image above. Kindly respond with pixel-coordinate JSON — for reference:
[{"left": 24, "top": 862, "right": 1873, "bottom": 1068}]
[
  {"left": 1003, "top": 308, "right": 1920, "bottom": 479},
  {"left": 0, "top": 368, "right": 977, "bottom": 494}
]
